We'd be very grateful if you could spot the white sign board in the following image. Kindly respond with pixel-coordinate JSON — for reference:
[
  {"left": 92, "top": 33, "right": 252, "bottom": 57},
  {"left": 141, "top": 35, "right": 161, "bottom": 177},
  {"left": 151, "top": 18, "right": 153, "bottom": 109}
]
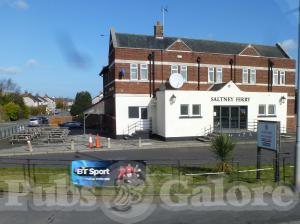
[{"left": 257, "top": 121, "right": 280, "bottom": 151}]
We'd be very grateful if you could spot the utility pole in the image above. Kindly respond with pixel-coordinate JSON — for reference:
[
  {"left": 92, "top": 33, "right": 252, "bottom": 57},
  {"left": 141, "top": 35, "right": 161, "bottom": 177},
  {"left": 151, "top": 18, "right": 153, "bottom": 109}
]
[{"left": 295, "top": 0, "right": 300, "bottom": 191}]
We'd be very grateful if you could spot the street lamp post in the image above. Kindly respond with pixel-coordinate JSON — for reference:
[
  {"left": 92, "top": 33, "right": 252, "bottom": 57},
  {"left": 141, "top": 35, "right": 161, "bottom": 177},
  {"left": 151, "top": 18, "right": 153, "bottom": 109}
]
[{"left": 295, "top": 0, "right": 300, "bottom": 191}]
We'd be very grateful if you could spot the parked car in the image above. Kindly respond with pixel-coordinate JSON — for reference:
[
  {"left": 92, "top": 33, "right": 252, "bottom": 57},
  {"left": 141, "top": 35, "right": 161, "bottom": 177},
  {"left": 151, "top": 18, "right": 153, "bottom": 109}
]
[
  {"left": 36, "top": 116, "right": 49, "bottom": 124},
  {"left": 59, "top": 121, "right": 83, "bottom": 129},
  {"left": 28, "top": 117, "right": 41, "bottom": 127}
]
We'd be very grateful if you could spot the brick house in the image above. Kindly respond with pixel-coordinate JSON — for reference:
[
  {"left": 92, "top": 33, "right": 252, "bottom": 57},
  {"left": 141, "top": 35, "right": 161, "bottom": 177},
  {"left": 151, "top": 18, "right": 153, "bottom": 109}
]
[{"left": 99, "top": 21, "right": 296, "bottom": 140}]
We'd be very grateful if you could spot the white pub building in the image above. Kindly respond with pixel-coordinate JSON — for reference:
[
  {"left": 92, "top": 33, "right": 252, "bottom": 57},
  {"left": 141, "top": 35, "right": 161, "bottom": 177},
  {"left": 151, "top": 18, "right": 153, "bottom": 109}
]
[{"left": 99, "top": 22, "right": 295, "bottom": 140}]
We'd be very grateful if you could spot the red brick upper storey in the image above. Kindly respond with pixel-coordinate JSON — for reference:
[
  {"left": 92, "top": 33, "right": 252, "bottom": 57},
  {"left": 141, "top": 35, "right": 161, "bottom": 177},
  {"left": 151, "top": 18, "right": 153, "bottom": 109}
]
[{"left": 100, "top": 23, "right": 296, "bottom": 98}]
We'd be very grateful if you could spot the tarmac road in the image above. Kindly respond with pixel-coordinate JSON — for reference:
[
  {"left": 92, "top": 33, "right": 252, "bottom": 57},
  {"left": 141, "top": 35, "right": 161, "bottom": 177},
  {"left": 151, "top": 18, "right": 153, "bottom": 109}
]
[
  {"left": 0, "top": 142, "right": 295, "bottom": 167},
  {"left": 0, "top": 194, "right": 299, "bottom": 224}
]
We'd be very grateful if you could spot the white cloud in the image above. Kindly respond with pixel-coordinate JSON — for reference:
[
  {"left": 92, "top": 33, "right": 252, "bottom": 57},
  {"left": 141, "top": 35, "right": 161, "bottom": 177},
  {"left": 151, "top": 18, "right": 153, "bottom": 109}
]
[
  {"left": 11, "top": 0, "right": 28, "bottom": 10},
  {"left": 0, "top": 0, "right": 29, "bottom": 10},
  {"left": 26, "top": 58, "right": 39, "bottom": 67},
  {"left": 0, "top": 67, "right": 20, "bottom": 75},
  {"left": 280, "top": 39, "right": 297, "bottom": 52}
]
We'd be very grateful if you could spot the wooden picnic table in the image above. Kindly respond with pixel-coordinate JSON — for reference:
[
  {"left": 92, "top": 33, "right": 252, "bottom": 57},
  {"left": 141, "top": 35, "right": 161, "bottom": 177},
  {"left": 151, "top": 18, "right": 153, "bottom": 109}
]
[{"left": 10, "top": 133, "right": 33, "bottom": 144}]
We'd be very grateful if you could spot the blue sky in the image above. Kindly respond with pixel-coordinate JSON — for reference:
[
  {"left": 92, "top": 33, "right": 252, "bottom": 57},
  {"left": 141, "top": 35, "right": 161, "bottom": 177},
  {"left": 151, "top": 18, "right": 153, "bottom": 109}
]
[{"left": 0, "top": 0, "right": 298, "bottom": 98}]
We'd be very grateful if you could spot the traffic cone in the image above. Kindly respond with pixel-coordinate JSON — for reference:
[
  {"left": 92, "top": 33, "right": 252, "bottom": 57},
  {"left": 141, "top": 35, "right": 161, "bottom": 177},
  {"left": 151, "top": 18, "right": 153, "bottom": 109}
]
[
  {"left": 95, "top": 134, "right": 101, "bottom": 148},
  {"left": 88, "top": 134, "right": 93, "bottom": 149}
]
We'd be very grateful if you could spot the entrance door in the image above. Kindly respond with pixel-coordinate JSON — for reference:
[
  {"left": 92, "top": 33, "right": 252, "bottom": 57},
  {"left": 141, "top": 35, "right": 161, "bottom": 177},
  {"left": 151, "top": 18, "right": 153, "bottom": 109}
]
[
  {"left": 221, "top": 107, "right": 230, "bottom": 129},
  {"left": 230, "top": 107, "right": 239, "bottom": 129},
  {"left": 140, "top": 108, "right": 148, "bottom": 120},
  {"left": 239, "top": 106, "right": 247, "bottom": 129}
]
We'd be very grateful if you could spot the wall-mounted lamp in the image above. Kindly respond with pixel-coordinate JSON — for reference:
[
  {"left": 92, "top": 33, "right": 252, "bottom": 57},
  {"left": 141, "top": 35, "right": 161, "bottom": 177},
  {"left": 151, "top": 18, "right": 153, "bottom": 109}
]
[
  {"left": 169, "top": 94, "right": 176, "bottom": 105},
  {"left": 279, "top": 96, "right": 286, "bottom": 104}
]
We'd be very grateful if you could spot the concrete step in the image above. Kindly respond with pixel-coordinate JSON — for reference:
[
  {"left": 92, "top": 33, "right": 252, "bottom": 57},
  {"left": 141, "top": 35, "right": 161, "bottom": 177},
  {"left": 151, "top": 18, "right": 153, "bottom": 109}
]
[{"left": 196, "top": 137, "right": 211, "bottom": 142}]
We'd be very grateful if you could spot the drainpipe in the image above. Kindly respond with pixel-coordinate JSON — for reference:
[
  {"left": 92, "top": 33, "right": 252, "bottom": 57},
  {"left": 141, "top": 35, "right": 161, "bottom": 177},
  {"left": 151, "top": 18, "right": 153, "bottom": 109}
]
[
  {"left": 197, "top": 56, "right": 201, "bottom": 90},
  {"left": 152, "top": 52, "right": 156, "bottom": 97},
  {"left": 268, "top": 59, "right": 274, "bottom": 92},
  {"left": 229, "top": 58, "right": 234, "bottom": 81},
  {"left": 148, "top": 53, "right": 152, "bottom": 97},
  {"left": 233, "top": 55, "right": 237, "bottom": 83}
]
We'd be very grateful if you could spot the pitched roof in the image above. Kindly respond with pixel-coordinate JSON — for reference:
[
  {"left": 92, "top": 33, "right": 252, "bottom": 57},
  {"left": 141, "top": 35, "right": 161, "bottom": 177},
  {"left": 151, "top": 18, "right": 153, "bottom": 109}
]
[
  {"left": 23, "top": 93, "right": 41, "bottom": 102},
  {"left": 209, "top": 83, "right": 228, "bottom": 91},
  {"left": 113, "top": 32, "right": 290, "bottom": 59}
]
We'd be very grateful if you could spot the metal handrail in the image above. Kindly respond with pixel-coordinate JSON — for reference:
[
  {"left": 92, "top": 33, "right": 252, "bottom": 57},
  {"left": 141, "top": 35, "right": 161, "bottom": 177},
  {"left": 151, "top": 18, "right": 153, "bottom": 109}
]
[
  {"left": 202, "top": 120, "right": 287, "bottom": 137},
  {"left": 123, "top": 119, "right": 152, "bottom": 136}
]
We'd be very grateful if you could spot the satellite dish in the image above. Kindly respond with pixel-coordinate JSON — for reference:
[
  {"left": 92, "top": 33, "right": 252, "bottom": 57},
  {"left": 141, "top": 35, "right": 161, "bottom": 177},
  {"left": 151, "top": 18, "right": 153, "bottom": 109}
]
[{"left": 169, "top": 73, "right": 184, "bottom": 89}]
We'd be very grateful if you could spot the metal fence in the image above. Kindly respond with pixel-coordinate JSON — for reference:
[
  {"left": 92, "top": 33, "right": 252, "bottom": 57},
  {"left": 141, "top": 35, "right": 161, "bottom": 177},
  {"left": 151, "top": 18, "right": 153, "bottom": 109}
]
[
  {"left": 0, "top": 155, "right": 294, "bottom": 196},
  {"left": 0, "top": 122, "right": 27, "bottom": 140}
]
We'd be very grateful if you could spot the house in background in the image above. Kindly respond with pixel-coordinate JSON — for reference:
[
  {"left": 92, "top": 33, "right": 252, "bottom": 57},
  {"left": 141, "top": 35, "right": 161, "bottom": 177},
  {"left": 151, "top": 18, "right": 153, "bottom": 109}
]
[
  {"left": 23, "top": 93, "right": 41, "bottom": 107},
  {"left": 23, "top": 93, "right": 57, "bottom": 114},
  {"left": 92, "top": 92, "right": 104, "bottom": 105},
  {"left": 43, "top": 95, "right": 56, "bottom": 113}
]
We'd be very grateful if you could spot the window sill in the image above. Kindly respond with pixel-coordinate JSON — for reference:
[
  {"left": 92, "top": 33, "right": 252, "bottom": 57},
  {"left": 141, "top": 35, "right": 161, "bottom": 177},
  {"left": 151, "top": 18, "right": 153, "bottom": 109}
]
[
  {"left": 241, "top": 83, "right": 256, "bottom": 85},
  {"left": 179, "top": 116, "right": 203, "bottom": 119},
  {"left": 257, "top": 115, "right": 277, "bottom": 118}
]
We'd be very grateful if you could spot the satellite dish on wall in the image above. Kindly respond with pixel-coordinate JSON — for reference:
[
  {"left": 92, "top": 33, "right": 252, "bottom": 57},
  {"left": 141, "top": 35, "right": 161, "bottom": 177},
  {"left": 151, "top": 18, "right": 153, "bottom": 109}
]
[{"left": 169, "top": 73, "right": 184, "bottom": 89}]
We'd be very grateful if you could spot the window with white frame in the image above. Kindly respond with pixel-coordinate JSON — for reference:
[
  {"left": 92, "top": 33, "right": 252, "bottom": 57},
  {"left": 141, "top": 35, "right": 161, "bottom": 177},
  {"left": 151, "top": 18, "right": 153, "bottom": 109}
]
[
  {"left": 279, "top": 71, "right": 285, "bottom": 85},
  {"left": 171, "top": 65, "right": 178, "bottom": 74},
  {"left": 180, "top": 65, "right": 188, "bottom": 82},
  {"left": 140, "top": 64, "right": 148, "bottom": 80},
  {"left": 249, "top": 68, "right": 256, "bottom": 84},
  {"left": 216, "top": 67, "right": 222, "bottom": 83},
  {"left": 268, "top": 104, "right": 276, "bottom": 115},
  {"left": 208, "top": 67, "right": 214, "bottom": 83},
  {"left": 130, "top": 64, "right": 138, "bottom": 80},
  {"left": 180, "top": 104, "right": 189, "bottom": 116},
  {"left": 258, "top": 104, "right": 266, "bottom": 115},
  {"left": 273, "top": 70, "right": 279, "bottom": 85},
  {"left": 242, "top": 68, "right": 248, "bottom": 83},
  {"left": 192, "top": 104, "right": 201, "bottom": 116}
]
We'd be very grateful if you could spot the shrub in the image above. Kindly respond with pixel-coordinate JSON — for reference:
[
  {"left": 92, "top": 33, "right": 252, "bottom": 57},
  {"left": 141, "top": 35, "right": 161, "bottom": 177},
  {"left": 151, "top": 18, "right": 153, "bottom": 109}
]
[
  {"left": 0, "top": 105, "right": 9, "bottom": 122},
  {"left": 210, "top": 134, "right": 235, "bottom": 173},
  {"left": 22, "top": 105, "right": 30, "bottom": 119},
  {"left": 4, "top": 102, "right": 20, "bottom": 121}
]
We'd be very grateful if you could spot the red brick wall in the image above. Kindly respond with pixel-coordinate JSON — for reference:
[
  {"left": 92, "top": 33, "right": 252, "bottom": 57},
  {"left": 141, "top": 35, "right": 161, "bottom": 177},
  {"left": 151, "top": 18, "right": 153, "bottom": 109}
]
[{"left": 103, "top": 46, "right": 296, "bottom": 133}]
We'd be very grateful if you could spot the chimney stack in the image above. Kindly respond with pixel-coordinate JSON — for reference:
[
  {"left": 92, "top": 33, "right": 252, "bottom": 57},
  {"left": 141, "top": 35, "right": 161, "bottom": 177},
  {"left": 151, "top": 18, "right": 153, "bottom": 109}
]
[{"left": 154, "top": 21, "right": 163, "bottom": 39}]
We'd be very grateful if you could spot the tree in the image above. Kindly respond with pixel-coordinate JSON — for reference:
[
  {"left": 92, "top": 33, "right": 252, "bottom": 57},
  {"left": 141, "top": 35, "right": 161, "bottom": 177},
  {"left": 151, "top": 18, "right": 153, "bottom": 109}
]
[
  {"left": 4, "top": 102, "right": 20, "bottom": 121},
  {"left": 70, "top": 91, "right": 92, "bottom": 116},
  {"left": 56, "top": 99, "right": 64, "bottom": 109},
  {"left": 0, "top": 105, "right": 9, "bottom": 122},
  {"left": 210, "top": 134, "right": 235, "bottom": 173},
  {"left": 0, "top": 78, "right": 20, "bottom": 94},
  {"left": 30, "top": 106, "right": 46, "bottom": 116}
]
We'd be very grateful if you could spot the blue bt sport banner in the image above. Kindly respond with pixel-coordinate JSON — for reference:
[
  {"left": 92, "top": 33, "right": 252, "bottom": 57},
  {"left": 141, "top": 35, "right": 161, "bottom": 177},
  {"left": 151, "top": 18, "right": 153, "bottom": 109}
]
[{"left": 71, "top": 160, "right": 146, "bottom": 187}]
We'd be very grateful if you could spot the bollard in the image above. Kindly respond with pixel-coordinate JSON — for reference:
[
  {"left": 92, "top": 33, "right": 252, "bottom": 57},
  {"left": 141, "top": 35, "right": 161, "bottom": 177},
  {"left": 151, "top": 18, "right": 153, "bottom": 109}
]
[
  {"left": 71, "top": 139, "right": 74, "bottom": 151},
  {"left": 107, "top": 138, "right": 111, "bottom": 149},
  {"left": 95, "top": 134, "right": 101, "bottom": 148},
  {"left": 27, "top": 140, "right": 33, "bottom": 152},
  {"left": 88, "top": 134, "right": 93, "bottom": 149},
  {"left": 138, "top": 137, "right": 142, "bottom": 148}
]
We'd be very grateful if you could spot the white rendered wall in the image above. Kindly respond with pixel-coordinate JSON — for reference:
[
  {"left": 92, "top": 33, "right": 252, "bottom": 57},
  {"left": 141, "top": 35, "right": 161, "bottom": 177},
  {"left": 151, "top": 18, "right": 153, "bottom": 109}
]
[
  {"left": 23, "top": 97, "right": 38, "bottom": 107},
  {"left": 157, "top": 82, "right": 287, "bottom": 138},
  {"left": 115, "top": 94, "right": 152, "bottom": 136}
]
